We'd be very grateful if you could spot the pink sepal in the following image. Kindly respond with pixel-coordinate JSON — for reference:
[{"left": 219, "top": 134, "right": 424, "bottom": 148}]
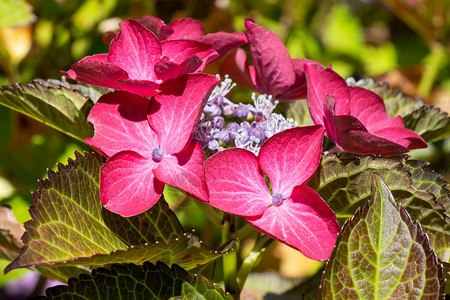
[
  {"left": 247, "top": 185, "right": 340, "bottom": 261},
  {"left": 100, "top": 151, "right": 164, "bottom": 217}
]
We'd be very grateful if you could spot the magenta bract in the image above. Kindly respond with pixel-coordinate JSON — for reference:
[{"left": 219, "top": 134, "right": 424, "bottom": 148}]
[
  {"left": 85, "top": 74, "right": 219, "bottom": 217},
  {"left": 103, "top": 16, "right": 247, "bottom": 65},
  {"left": 221, "top": 19, "right": 312, "bottom": 101},
  {"left": 305, "top": 64, "right": 427, "bottom": 155},
  {"left": 63, "top": 19, "right": 218, "bottom": 97},
  {"left": 205, "top": 126, "right": 340, "bottom": 260}
]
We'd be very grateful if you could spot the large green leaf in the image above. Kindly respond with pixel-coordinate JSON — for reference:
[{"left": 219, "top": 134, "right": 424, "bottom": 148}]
[
  {"left": 403, "top": 105, "right": 450, "bottom": 143},
  {"left": 346, "top": 77, "right": 424, "bottom": 117},
  {"left": 309, "top": 154, "right": 450, "bottom": 236},
  {"left": 0, "top": 80, "right": 94, "bottom": 142},
  {"left": 39, "top": 262, "right": 230, "bottom": 300},
  {"left": 26, "top": 231, "right": 236, "bottom": 272},
  {"left": 320, "top": 174, "right": 445, "bottom": 299},
  {"left": 5, "top": 151, "right": 231, "bottom": 275}
]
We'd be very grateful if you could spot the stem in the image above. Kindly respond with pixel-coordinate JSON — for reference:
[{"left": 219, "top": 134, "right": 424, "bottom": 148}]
[
  {"left": 194, "top": 199, "right": 223, "bottom": 229},
  {"left": 222, "top": 214, "right": 239, "bottom": 298},
  {"left": 418, "top": 42, "right": 447, "bottom": 97},
  {"left": 231, "top": 223, "right": 254, "bottom": 240},
  {"left": 237, "top": 235, "right": 272, "bottom": 291}
]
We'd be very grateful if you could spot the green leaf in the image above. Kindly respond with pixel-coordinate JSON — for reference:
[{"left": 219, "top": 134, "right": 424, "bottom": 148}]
[
  {"left": 310, "top": 154, "right": 450, "bottom": 236},
  {"left": 403, "top": 105, "right": 450, "bottom": 143},
  {"left": 320, "top": 174, "right": 445, "bottom": 298},
  {"left": 6, "top": 151, "right": 230, "bottom": 274},
  {"left": 346, "top": 77, "right": 424, "bottom": 117},
  {"left": 286, "top": 100, "right": 314, "bottom": 126},
  {"left": 0, "top": 80, "right": 94, "bottom": 142},
  {"left": 40, "top": 262, "right": 230, "bottom": 300},
  {"left": 0, "top": 0, "right": 34, "bottom": 27},
  {"left": 178, "top": 274, "right": 233, "bottom": 300},
  {"left": 0, "top": 206, "right": 24, "bottom": 260},
  {"left": 34, "top": 78, "right": 112, "bottom": 103},
  {"left": 29, "top": 232, "right": 236, "bottom": 272}
]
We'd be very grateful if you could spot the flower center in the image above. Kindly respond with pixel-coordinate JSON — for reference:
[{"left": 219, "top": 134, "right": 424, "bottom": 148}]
[
  {"left": 271, "top": 193, "right": 284, "bottom": 206},
  {"left": 152, "top": 147, "right": 164, "bottom": 162}
]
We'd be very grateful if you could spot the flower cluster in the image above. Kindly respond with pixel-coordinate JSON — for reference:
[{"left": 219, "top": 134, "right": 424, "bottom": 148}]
[{"left": 65, "top": 16, "right": 427, "bottom": 260}]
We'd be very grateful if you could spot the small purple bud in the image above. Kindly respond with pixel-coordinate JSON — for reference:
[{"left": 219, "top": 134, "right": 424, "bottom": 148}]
[
  {"left": 215, "top": 129, "right": 231, "bottom": 143},
  {"left": 213, "top": 116, "right": 225, "bottom": 129},
  {"left": 223, "top": 104, "right": 236, "bottom": 116},
  {"left": 227, "top": 122, "right": 240, "bottom": 131},
  {"left": 235, "top": 105, "right": 249, "bottom": 119},
  {"left": 254, "top": 111, "right": 266, "bottom": 122},
  {"left": 208, "top": 139, "right": 219, "bottom": 150},
  {"left": 250, "top": 127, "right": 266, "bottom": 141},
  {"left": 272, "top": 193, "right": 284, "bottom": 206},
  {"left": 152, "top": 147, "right": 164, "bottom": 161},
  {"left": 216, "top": 94, "right": 224, "bottom": 106}
]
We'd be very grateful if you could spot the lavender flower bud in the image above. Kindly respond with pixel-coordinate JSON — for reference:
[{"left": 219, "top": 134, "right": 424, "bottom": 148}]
[{"left": 235, "top": 105, "right": 249, "bottom": 119}]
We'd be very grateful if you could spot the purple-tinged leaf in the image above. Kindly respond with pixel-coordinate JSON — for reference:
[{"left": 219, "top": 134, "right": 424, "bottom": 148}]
[
  {"left": 308, "top": 154, "right": 450, "bottom": 256},
  {"left": 5, "top": 152, "right": 206, "bottom": 274},
  {"left": 100, "top": 151, "right": 164, "bottom": 217},
  {"left": 403, "top": 104, "right": 450, "bottom": 143},
  {"left": 42, "top": 262, "right": 232, "bottom": 300},
  {"left": 154, "top": 142, "right": 209, "bottom": 202},
  {"left": 320, "top": 174, "right": 445, "bottom": 299},
  {"left": 259, "top": 126, "right": 324, "bottom": 197},
  {"left": 149, "top": 74, "right": 219, "bottom": 154},
  {"left": 86, "top": 91, "right": 158, "bottom": 159},
  {"left": 247, "top": 186, "right": 339, "bottom": 261},
  {"left": 0, "top": 80, "right": 93, "bottom": 142},
  {"left": 205, "top": 148, "right": 270, "bottom": 217}
]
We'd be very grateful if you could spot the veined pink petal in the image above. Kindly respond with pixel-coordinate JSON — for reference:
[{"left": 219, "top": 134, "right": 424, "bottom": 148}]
[
  {"left": 349, "top": 87, "right": 404, "bottom": 131},
  {"left": 108, "top": 19, "right": 161, "bottom": 81},
  {"left": 137, "top": 15, "right": 174, "bottom": 40},
  {"left": 100, "top": 151, "right": 165, "bottom": 217},
  {"left": 247, "top": 185, "right": 340, "bottom": 261},
  {"left": 85, "top": 91, "right": 158, "bottom": 158},
  {"left": 62, "top": 54, "right": 129, "bottom": 90},
  {"left": 154, "top": 142, "right": 208, "bottom": 202},
  {"left": 205, "top": 148, "right": 271, "bottom": 217},
  {"left": 148, "top": 74, "right": 219, "bottom": 154},
  {"left": 115, "top": 79, "right": 160, "bottom": 97},
  {"left": 198, "top": 31, "right": 247, "bottom": 62},
  {"left": 305, "top": 64, "right": 351, "bottom": 126},
  {"left": 245, "top": 19, "right": 296, "bottom": 97},
  {"left": 154, "top": 56, "right": 202, "bottom": 82},
  {"left": 325, "top": 96, "right": 367, "bottom": 142},
  {"left": 340, "top": 130, "right": 410, "bottom": 155},
  {"left": 168, "top": 18, "right": 204, "bottom": 40},
  {"left": 161, "top": 40, "right": 218, "bottom": 71},
  {"left": 373, "top": 127, "right": 427, "bottom": 150},
  {"left": 259, "top": 126, "right": 324, "bottom": 198},
  {"left": 220, "top": 49, "right": 258, "bottom": 91}
]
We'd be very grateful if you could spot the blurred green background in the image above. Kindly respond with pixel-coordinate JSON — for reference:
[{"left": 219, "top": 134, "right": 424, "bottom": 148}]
[{"left": 0, "top": 0, "right": 449, "bottom": 296}]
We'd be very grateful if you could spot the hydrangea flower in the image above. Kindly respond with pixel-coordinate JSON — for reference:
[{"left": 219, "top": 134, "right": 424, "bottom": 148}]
[
  {"left": 103, "top": 16, "right": 247, "bottom": 64},
  {"left": 85, "top": 74, "right": 219, "bottom": 216},
  {"left": 63, "top": 19, "right": 218, "bottom": 97},
  {"left": 205, "top": 126, "right": 340, "bottom": 260},
  {"left": 305, "top": 63, "right": 427, "bottom": 155},
  {"left": 221, "top": 19, "right": 313, "bottom": 101}
]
